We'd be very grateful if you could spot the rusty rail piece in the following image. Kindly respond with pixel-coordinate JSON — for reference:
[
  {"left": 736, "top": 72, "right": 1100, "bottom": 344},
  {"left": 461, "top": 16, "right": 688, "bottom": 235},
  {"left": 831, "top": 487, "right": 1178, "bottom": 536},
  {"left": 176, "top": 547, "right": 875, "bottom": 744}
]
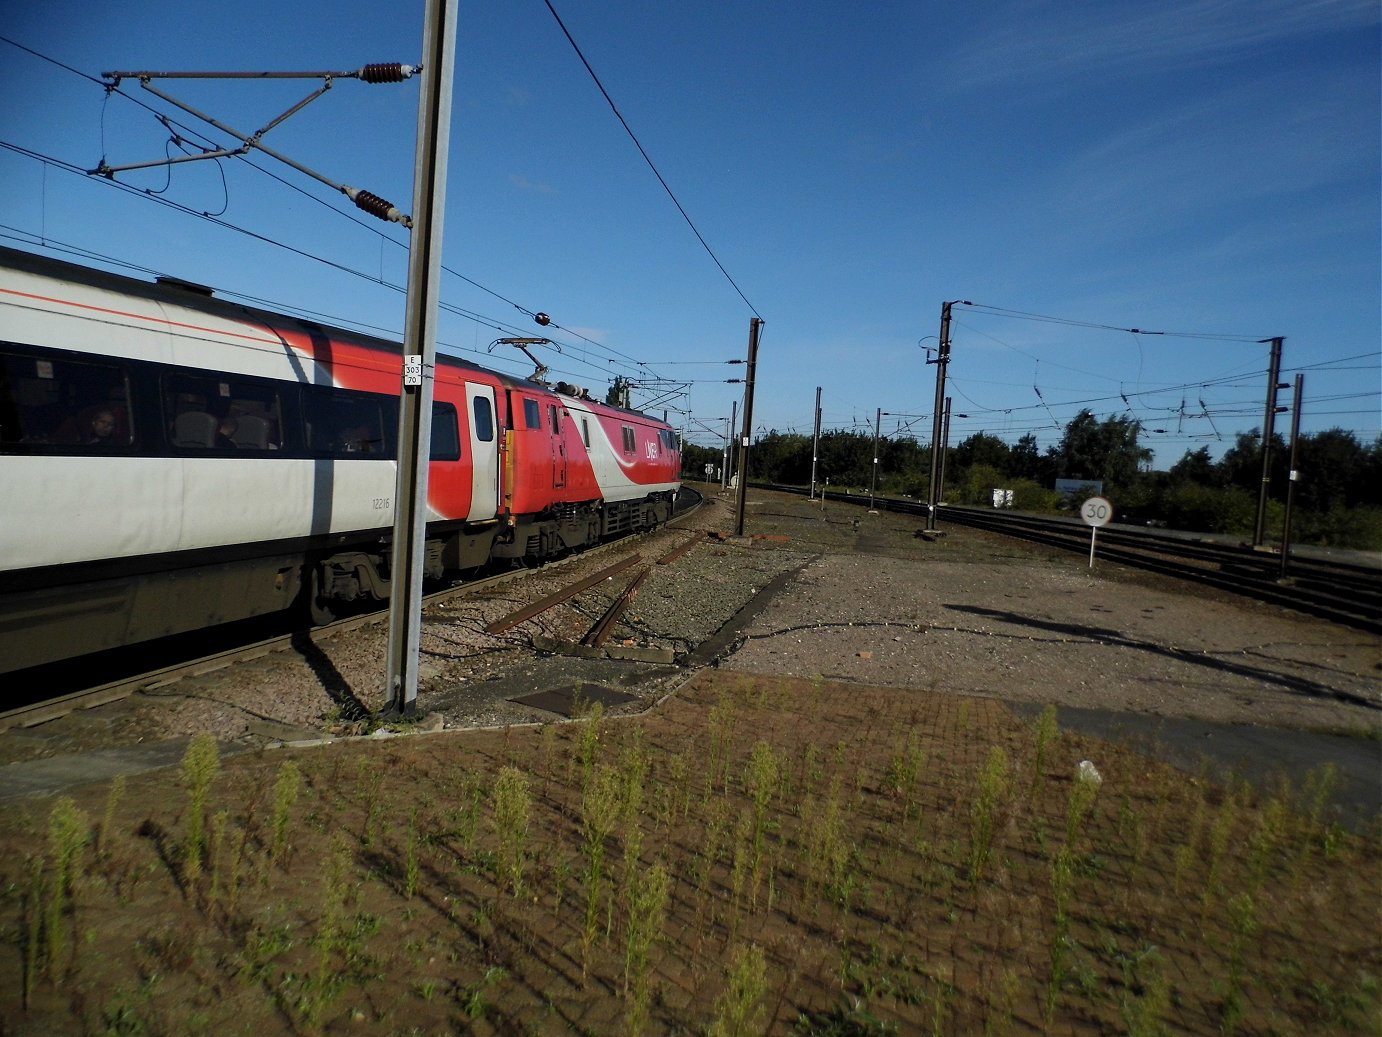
[
  {"left": 483, "top": 554, "right": 643, "bottom": 635},
  {"left": 657, "top": 530, "right": 706, "bottom": 566},
  {"left": 581, "top": 567, "right": 653, "bottom": 648}
]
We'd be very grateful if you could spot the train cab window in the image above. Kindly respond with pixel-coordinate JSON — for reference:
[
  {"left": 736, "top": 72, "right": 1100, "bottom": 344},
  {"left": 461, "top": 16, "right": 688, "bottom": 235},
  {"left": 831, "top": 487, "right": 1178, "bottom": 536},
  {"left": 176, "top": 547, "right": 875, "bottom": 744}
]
[
  {"left": 162, "top": 372, "right": 284, "bottom": 451},
  {"left": 472, "top": 396, "right": 494, "bottom": 441},
  {"left": 549, "top": 404, "right": 560, "bottom": 433},
  {"left": 430, "top": 401, "right": 460, "bottom": 461},
  {"left": 621, "top": 426, "right": 636, "bottom": 454},
  {"left": 581, "top": 417, "right": 590, "bottom": 448},
  {"left": 523, "top": 397, "right": 541, "bottom": 430},
  {"left": 0, "top": 348, "right": 133, "bottom": 449}
]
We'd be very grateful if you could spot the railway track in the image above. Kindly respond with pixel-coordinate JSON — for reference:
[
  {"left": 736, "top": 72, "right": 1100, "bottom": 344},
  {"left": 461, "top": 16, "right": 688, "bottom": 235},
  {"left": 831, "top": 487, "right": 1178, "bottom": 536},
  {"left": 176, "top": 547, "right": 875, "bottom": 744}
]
[
  {"left": 0, "top": 488, "right": 707, "bottom": 733},
  {"left": 767, "top": 484, "right": 1382, "bottom": 635}
]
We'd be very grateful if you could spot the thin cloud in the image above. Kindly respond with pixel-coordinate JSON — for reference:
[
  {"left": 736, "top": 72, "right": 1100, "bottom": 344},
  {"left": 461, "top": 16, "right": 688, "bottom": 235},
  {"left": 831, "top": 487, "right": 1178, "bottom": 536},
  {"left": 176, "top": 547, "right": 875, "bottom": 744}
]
[
  {"left": 944, "top": 0, "right": 1378, "bottom": 93},
  {"left": 508, "top": 173, "right": 557, "bottom": 194}
]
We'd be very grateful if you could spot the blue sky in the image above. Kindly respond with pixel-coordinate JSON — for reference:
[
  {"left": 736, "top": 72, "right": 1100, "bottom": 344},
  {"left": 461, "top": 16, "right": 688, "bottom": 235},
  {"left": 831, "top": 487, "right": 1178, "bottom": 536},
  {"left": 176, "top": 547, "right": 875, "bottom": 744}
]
[{"left": 2, "top": 0, "right": 1377, "bottom": 467}]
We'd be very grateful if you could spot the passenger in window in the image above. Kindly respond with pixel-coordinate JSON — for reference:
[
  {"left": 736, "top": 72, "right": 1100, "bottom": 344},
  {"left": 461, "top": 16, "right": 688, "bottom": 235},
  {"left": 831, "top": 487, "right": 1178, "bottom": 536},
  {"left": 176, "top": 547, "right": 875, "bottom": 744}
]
[
  {"left": 86, "top": 409, "right": 118, "bottom": 446},
  {"left": 215, "top": 416, "right": 239, "bottom": 449},
  {"left": 338, "top": 425, "right": 377, "bottom": 453}
]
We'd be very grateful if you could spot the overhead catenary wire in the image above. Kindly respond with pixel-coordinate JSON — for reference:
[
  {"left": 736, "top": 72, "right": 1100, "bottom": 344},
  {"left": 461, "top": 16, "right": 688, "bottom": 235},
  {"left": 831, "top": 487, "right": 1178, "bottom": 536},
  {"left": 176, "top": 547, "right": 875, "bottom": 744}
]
[
  {"left": 541, "top": 0, "right": 762, "bottom": 319},
  {"left": 0, "top": 34, "right": 699, "bottom": 406},
  {"left": 0, "top": 139, "right": 687, "bottom": 404}
]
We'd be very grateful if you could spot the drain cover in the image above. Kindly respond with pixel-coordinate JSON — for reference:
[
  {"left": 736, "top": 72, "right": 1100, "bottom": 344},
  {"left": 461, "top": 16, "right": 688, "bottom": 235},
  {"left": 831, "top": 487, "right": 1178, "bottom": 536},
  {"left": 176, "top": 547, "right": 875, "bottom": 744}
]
[{"left": 509, "top": 683, "right": 637, "bottom": 717}]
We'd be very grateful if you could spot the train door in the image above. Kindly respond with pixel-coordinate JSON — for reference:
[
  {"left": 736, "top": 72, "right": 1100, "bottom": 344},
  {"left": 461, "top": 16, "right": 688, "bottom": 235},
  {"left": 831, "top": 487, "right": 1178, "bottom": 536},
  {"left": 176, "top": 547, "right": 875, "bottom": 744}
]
[
  {"left": 465, "top": 382, "right": 499, "bottom": 522},
  {"left": 550, "top": 402, "right": 567, "bottom": 489}
]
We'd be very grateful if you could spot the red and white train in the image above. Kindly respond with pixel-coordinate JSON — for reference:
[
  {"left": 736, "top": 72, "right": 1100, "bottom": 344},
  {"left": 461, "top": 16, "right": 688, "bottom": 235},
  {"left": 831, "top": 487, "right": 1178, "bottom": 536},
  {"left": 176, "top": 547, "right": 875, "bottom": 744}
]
[{"left": 0, "top": 246, "right": 681, "bottom": 674}]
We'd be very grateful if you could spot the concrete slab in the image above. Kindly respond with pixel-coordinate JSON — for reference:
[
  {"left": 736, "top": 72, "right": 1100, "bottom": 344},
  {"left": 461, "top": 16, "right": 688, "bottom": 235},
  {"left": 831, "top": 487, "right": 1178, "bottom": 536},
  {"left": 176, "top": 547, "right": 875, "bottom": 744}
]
[{"left": 1009, "top": 702, "right": 1382, "bottom": 831}]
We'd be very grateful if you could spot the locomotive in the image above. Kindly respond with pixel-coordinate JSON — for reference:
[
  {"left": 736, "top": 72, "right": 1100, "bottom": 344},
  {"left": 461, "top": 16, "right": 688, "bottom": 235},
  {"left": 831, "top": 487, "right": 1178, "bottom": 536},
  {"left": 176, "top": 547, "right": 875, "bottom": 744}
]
[{"left": 0, "top": 246, "right": 681, "bottom": 674}]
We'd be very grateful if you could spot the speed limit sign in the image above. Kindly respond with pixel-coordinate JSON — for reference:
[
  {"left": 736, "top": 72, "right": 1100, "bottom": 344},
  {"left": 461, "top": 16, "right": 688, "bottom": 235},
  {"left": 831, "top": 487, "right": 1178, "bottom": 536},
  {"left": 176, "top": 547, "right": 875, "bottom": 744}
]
[
  {"left": 1081, "top": 496, "right": 1114, "bottom": 527},
  {"left": 1081, "top": 496, "right": 1113, "bottom": 567}
]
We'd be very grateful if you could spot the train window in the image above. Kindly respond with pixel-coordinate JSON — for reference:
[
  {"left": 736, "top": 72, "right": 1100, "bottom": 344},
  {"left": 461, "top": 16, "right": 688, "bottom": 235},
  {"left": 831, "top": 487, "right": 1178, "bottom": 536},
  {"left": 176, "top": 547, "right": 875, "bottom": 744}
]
[
  {"left": 581, "top": 417, "right": 590, "bottom": 448},
  {"left": 0, "top": 347, "right": 132, "bottom": 449},
  {"left": 523, "top": 398, "right": 541, "bottom": 430},
  {"left": 549, "top": 404, "right": 559, "bottom": 433},
  {"left": 622, "top": 426, "right": 635, "bottom": 454},
  {"left": 472, "top": 395, "right": 494, "bottom": 442},
  {"left": 302, "top": 385, "right": 395, "bottom": 456},
  {"left": 430, "top": 401, "right": 460, "bottom": 461},
  {"left": 162, "top": 372, "right": 284, "bottom": 451}
]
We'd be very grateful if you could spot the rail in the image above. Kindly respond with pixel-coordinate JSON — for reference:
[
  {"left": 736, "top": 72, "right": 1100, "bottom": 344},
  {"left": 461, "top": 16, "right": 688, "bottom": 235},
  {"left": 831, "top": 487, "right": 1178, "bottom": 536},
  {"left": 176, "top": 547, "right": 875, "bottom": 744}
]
[{"left": 763, "top": 484, "right": 1382, "bottom": 636}]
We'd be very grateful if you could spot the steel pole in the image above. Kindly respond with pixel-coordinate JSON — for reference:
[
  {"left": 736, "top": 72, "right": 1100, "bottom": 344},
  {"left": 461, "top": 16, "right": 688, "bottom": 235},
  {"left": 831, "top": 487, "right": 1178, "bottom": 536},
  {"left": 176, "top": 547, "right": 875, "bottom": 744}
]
[
  {"left": 938, "top": 396, "right": 952, "bottom": 510},
  {"left": 868, "top": 406, "right": 881, "bottom": 510},
  {"left": 925, "top": 302, "right": 954, "bottom": 531},
  {"left": 810, "top": 386, "right": 822, "bottom": 500},
  {"left": 733, "top": 318, "right": 763, "bottom": 537},
  {"left": 1279, "top": 374, "right": 1304, "bottom": 579},
  {"left": 382, "top": 0, "right": 458, "bottom": 717},
  {"left": 1253, "top": 336, "right": 1284, "bottom": 546}
]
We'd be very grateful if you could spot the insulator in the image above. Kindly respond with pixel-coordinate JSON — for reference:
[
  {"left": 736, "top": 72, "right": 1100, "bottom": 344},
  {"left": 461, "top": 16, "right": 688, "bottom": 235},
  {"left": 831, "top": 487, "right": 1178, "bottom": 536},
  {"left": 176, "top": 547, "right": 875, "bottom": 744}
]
[
  {"left": 359, "top": 63, "right": 417, "bottom": 84},
  {"left": 348, "top": 188, "right": 410, "bottom": 227}
]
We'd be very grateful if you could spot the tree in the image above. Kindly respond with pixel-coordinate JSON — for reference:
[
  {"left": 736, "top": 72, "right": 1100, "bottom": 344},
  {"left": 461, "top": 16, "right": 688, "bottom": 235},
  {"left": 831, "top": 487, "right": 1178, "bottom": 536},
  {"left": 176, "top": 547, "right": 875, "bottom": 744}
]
[
  {"left": 1295, "top": 428, "right": 1367, "bottom": 513},
  {"left": 953, "top": 432, "right": 1011, "bottom": 473},
  {"left": 1168, "top": 446, "right": 1221, "bottom": 486},
  {"left": 1050, "top": 410, "right": 1152, "bottom": 490},
  {"left": 1009, "top": 433, "right": 1051, "bottom": 484}
]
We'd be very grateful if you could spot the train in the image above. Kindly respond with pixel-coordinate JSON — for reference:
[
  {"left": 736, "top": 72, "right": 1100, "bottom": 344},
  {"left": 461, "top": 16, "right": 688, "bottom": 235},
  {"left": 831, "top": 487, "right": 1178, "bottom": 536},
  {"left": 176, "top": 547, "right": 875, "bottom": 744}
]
[{"left": 0, "top": 245, "right": 681, "bottom": 674}]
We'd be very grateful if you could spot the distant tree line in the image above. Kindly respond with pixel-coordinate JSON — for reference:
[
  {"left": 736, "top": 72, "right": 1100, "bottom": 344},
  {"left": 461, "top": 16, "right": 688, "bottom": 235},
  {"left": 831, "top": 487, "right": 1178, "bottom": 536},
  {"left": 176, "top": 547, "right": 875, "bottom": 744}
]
[{"left": 681, "top": 409, "right": 1382, "bottom": 549}]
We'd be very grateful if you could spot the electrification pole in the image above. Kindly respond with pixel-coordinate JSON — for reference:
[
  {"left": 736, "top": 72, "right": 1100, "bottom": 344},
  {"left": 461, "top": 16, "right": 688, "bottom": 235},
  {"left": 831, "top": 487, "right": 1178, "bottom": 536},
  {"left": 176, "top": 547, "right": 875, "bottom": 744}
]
[
  {"left": 938, "top": 396, "right": 953, "bottom": 509},
  {"left": 382, "top": 0, "right": 458, "bottom": 717},
  {"left": 810, "top": 386, "right": 822, "bottom": 500},
  {"left": 925, "top": 301, "right": 959, "bottom": 531},
  {"left": 728, "top": 400, "right": 738, "bottom": 487},
  {"left": 733, "top": 317, "right": 763, "bottom": 537},
  {"left": 868, "top": 407, "right": 881, "bottom": 511},
  {"left": 1279, "top": 374, "right": 1304, "bottom": 578},
  {"left": 1252, "top": 336, "right": 1286, "bottom": 547}
]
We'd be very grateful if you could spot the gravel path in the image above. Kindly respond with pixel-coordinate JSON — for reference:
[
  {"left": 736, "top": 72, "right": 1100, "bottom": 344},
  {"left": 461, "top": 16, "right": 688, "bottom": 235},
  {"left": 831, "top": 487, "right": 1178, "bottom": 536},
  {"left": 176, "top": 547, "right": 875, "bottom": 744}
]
[{"left": 2, "top": 487, "right": 1377, "bottom": 772}]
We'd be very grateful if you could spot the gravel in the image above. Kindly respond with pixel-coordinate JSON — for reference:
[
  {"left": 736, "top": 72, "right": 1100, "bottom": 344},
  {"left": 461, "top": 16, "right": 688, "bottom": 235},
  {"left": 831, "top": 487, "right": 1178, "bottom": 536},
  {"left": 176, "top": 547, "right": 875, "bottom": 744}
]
[{"left": 2, "top": 487, "right": 1378, "bottom": 770}]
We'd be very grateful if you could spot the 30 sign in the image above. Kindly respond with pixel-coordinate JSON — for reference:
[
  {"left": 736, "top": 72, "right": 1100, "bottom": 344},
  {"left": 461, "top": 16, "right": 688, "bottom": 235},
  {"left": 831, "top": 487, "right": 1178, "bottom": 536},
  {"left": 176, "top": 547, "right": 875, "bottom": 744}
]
[{"left": 1081, "top": 496, "right": 1114, "bottom": 528}]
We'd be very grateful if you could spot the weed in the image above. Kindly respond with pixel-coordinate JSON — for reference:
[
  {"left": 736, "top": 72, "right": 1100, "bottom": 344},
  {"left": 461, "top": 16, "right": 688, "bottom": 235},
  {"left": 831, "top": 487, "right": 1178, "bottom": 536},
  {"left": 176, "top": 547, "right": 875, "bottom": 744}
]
[
  {"left": 1118, "top": 944, "right": 1171, "bottom": 1037},
  {"left": 624, "top": 862, "right": 670, "bottom": 1034},
  {"left": 180, "top": 734, "right": 220, "bottom": 883},
  {"left": 1220, "top": 891, "right": 1259, "bottom": 1036},
  {"left": 579, "top": 701, "right": 606, "bottom": 783},
  {"left": 492, "top": 765, "right": 532, "bottom": 898},
  {"left": 581, "top": 762, "right": 621, "bottom": 982},
  {"left": 270, "top": 760, "right": 301, "bottom": 866},
  {"left": 885, "top": 732, "right": 926, "bottom": 823},
  {"left": 98, "top": 774, "right": 126, "bottom": 859},
  {"left": 355, "top": 760, "right": 385, "bottom": 849},
  {"left": 968, "top": 746, "right": 1010, "bottom": 883},
  {"left": 43, "top": 797, "right": 88, "bottom": 980},
  {"left": 707, "top": 701, "right": 737, "bottom": 796},
  {"left": 983, "top": 966, "right": 1020, "bottom": 1037},
  {"left": 304, "top": 834, "right": 352, "bottom": 1029},
  {"left": 1200, "top": 790, "right": 1239, "bottom": 912},
  {"left": 462, "top": 966, "right": 508, "bottom": 1020},
  {"left": 404, "top": 806, "right": 419, "bottom": 899},
  {"left": 710, "top": 942, "right": 768, "bottom": 1037}
]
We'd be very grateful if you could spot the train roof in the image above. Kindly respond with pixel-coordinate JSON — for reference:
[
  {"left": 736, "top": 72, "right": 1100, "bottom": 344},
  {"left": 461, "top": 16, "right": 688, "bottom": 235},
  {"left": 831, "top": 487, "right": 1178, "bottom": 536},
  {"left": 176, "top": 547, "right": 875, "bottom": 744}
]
[{"left": 0, "top": 244, "right": 666, "bottom": 423}]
